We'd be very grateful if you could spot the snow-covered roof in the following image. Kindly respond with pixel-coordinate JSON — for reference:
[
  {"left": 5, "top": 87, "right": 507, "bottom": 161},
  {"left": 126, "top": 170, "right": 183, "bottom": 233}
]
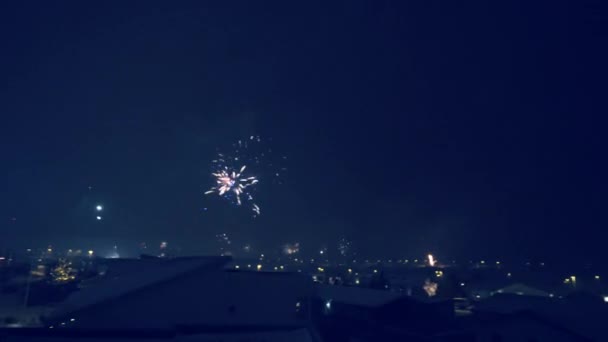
[
  {"left": 0, "top": 326, "right": 318, "bottom": 342},
  {"left": 52, "top": 256, "right": 230, "bottom": 319},
  {"left": 317, "top": 284, "right": 402, "bottom": 308},
  {"left": 496, "top": 283, "right": 552, "bottom": 297}
]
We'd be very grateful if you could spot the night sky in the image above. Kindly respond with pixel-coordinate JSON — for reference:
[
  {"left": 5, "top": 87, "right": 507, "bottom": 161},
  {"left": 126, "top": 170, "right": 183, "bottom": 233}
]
[{"left": 1, "top": 1, "right": 606, "bottom": 263}]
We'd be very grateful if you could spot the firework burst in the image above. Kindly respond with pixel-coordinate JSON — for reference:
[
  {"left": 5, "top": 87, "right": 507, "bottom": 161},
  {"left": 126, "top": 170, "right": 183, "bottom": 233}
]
[
  {"left": 205, "top": 165, "right": 258, "bottom": 204},
  {"left": 204, "top": 135, "right": 285, "bottom": 217},
  {"left": 205, "top": 165, "right": 260, "bottom": 214}
]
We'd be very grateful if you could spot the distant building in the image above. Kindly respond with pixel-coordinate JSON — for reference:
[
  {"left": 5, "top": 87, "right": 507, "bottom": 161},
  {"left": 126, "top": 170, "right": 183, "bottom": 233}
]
[
  {"left": 315, "top": 284, "right": 455, "bottom": 341},
  {"left": 474, "top": 291, "right": 608, "bottom": 341},
  {"left": 460, "top": 311, "right": 592, "bottom": 342}
]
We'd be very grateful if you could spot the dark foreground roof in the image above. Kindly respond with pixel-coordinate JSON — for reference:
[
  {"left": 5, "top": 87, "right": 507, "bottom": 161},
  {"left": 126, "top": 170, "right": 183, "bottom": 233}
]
[{"left": 0, "top": 324, "right": 315, "bottom": 340}]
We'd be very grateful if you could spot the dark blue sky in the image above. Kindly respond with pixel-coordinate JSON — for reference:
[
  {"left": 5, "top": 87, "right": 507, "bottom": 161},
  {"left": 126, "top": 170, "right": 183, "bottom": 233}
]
[{"left": 1, "top": 1, "right": 606, "bottom": 262}]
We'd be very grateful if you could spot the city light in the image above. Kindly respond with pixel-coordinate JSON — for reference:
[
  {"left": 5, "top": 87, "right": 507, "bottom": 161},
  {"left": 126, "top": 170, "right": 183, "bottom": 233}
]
[
  {"left": 96, "top": 205, "right": 103, "bottom": 211},
  {"left": 96, "top": 216, "right": 102, "bottom": 220},
  {"left": 595, "top": 275, "right": 600, "bottom": 280},
  {"left": 88, "top": 250, "right": 94, "bottom": 256},
  {"left": 256, "top": 264, "right": 262, "bottom": 271},
  {"left": 604, "top": 296, "right": 608, "bottom": 303}
]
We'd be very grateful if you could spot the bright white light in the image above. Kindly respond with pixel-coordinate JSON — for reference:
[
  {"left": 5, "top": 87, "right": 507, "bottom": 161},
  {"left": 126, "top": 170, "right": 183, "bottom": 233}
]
[
  {"left": 604, "top": 296, "right": 608, "bottom": 303},
  {"left": 325, "top": 300, "right": 332, "bottom": 310},
  {"left": 95, "top": 205, "right": 103, "bottom": 211},
  {"left": 96, "top": 216, "right": 102, "bottom": 220}
]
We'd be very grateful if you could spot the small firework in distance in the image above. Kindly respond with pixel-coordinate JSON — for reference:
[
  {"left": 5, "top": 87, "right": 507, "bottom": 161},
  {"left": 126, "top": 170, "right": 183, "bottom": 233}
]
[
  {"left": 216, "top": 233, "right": 232, "bottom": 256},
  {"left": 283, "top": 242, "right": 300, "bottom": 255},
  {"left": 423, "top": 279, "right": 438, "bottom": 297},
  {"left": 338, "top": 238, "right": 353, "bottom": 257}
]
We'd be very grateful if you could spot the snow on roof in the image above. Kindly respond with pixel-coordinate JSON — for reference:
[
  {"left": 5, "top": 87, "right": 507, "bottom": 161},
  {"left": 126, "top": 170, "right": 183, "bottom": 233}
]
[
  {"left": 317, "top": 284, "right": 402, "bottom": 308},
  {"left": 0, "top": 327, "right": 317, "bottom": 342},
  {"left": 52, "top": 256, "right": 230, "bottom": 319},
  {"left": 496, "top": 283, "right": 551, "bottom": 297}
]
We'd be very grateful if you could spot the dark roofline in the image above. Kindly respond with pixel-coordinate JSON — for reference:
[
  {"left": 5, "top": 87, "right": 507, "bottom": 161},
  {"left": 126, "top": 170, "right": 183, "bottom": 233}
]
[{"left": 0, "top": 324, "right": 310, "bottom": 339}]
